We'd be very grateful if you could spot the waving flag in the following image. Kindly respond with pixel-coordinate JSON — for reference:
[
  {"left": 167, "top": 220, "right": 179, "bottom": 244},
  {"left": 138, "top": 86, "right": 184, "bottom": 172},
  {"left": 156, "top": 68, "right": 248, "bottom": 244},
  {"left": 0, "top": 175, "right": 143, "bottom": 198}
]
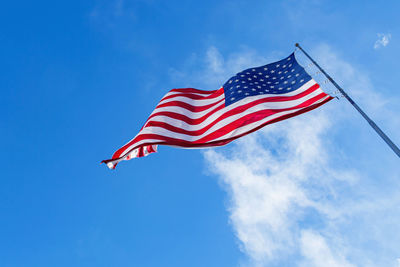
[{"left": 102, "top": 53, "right": 333, "bottom": 169}]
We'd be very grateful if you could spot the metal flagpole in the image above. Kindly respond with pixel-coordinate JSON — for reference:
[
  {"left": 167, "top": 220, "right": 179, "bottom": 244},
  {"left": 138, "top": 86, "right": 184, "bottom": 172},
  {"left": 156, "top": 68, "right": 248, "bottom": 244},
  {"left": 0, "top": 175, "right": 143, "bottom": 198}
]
[{"left": 295, "top": 43, "right": 400, "bottom": 158}]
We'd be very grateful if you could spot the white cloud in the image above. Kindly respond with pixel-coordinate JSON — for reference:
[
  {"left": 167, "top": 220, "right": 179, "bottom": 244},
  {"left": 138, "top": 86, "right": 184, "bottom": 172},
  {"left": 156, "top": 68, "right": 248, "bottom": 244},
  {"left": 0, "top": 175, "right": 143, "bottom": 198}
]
[
  {"left": 169, "top": 43, "right": 400, "bottom": 266},
  {"left": 186, "top": 45, "right": 400, "bottom": 267},
  {"left": 203, "top": 109, "right": 357, "bottom": 266},
  {"left": 169, "top": 46, "right": 273, "bottom": 89},
  {"left": 300, "top": 230, "right": 355, "bottom": 267},
  {"left": 374, "top": 33, "right": 391, "bottom": 49}
]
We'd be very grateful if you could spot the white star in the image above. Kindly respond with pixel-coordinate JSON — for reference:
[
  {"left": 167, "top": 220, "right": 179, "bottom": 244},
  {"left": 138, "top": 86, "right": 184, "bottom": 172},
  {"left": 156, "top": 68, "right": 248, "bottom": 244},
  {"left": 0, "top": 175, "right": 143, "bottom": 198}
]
[
  {"left": 279, "top": 87, "right": 283, "bottom": 90},
  {"left": 228, "top": 80, "right": 232, "bottom": 83},
  {"left": 260, "top": 78, "right": 264, "bottom": 81},
  {"left": 258, "top": 72, "right": 263, "bottom": 75},
  {"left": 272, "top": 77, "right": 276, "bottom": 80},
  {"left": 262, "top": 84, "right": 266, "bottom": 86},
  {"left": 270, "top": 70, "right": 275, "bottom": 73},
  {"left": 278, "top": 71, "right": 282, "bottom": 74},
  {"left": 289, "top": 64, "right": 292, "bottom": 67},
  {"left": 283, "top": 65, "right": 286, "bottom": 68},
  {"left": 295, "top": 73, "right": 299, "bottom": 77},
  {"left": 257, "top": 85, "right": 261, "bottom": 88},
  {"left": 242, "top": 81, "right": 245, "bottom": 83},
  {"left": 280, "top": 77, "right": 284, "bottom": 80},
  {"left": 275, "top": 82, "right": 279, "bottom": 84},
  {"left": 244, "top": 86, "right": 248, "bottom": 88},
  {"left": 231, "top": 97, "right": 235, "bottom": 100},
  {"left": 252, "top": 88, "right": 256, "bottom": 91},
  {"left": 276, "top": 64, "right": 280, "bottom": 67},
  {"left": 252, "top": 69, "right": 256, "bottom": 71},
  {"left": 245, "top": 93, "right": 249, "bottom": 96},
  {"left": 264, "top": 67, "right": 268, "bottom": 70},
  {"left": 235, "top": 79, "right": 239, "bottom": 82},
  {"left": 236, "top": 85, "right": 240, "bottom": 88},
  {"left": 291, "top": 69, "right": 295, "bottom": 72},
  {"left": 300, "top": 79, "right": 304, "bottom": 82},
  {"left": 248, "top": 78, "right": 252, "bottom": 80},
  {"left": 254, "top": 81, "right": 258, "bottom": 84},
  {"left": 240, "top": 74, "right": 245, "bottom": 77},
  {"left": 284, "top": 81, "right": 288, "bottom": 84},
  {"left": 253, "top": 75, "right": 257, "bottom": 78},
  {"left": 287, "top": 87, "right": 291, "bottom": 90},
  {"left": 291, "top": 81, "right": 295, "bottom": 84},
  {"left": 270, "top": 85, "right": 274, "bottom": 88},
  {"left": 238, "top": 90, "right": 242, "bottom": 93},
  {"left": 284, "top": 70, "right": 288, "bottom": 74},
  {"left": 288, "top": 75, "right": 291, "bottom": 78},
  {"left": 267, "top": 81, "right": 271, "bottom": 84},
  {"left": 246, "top": 72, "right": 250, "bottom": 74},
  {"left": 287, "top": 57, "right": 291, "bottom": 61}
]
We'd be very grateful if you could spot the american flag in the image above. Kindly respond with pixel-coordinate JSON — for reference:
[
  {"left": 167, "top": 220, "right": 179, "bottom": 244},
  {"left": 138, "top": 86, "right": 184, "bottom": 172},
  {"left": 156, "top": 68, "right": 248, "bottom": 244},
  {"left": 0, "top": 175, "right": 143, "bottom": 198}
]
[{"left": 102, "top": 53, "right": 333, "bottom": 169}]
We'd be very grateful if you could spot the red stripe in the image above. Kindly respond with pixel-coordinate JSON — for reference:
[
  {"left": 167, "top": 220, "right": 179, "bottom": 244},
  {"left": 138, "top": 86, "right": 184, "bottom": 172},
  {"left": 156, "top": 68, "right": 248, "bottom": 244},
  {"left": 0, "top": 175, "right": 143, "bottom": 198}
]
[
  {"left": 147, "top": 145, "right": 156, "bottom": 153},
  {"left": 155, "top": 98, "right": 225, "bottom": 112},
  {"left": 169, "top": 88, "right": 218, "bottom": 94},
  {"left": 161, "top": 88, "right": 224, "bottom": 101},
  {"left": 101, "top": 96, "right": 334, "bottom": 165}
]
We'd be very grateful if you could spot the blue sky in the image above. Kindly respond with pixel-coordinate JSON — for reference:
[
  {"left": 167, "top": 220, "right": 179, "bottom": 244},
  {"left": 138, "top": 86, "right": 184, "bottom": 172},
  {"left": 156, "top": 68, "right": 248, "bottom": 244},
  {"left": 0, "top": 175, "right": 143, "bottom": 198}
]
[{"left": 1, "top": 1, "right": 400, "bottom": 266}]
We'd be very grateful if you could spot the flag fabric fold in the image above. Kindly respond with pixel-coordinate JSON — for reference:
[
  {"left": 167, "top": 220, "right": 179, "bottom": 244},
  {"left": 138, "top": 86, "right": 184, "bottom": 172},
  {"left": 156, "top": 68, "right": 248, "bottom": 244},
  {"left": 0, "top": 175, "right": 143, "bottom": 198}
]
[{"left": 102, "top": 52, "right": 333, "bottom": 169}]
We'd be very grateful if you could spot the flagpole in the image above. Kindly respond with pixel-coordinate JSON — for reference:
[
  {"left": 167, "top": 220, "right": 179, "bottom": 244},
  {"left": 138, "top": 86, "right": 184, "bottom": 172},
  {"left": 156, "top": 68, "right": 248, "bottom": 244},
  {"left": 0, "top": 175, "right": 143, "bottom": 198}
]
[{"left": 295, "top": 43, "right": 400, "bottom": 158}]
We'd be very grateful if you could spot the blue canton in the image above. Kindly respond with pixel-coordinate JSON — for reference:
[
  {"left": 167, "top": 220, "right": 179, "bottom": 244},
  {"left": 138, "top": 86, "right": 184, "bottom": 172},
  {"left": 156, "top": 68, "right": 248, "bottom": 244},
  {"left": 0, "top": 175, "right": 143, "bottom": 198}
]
[{"left": 223, "top": 53, "right": 312, "bottom": 106}]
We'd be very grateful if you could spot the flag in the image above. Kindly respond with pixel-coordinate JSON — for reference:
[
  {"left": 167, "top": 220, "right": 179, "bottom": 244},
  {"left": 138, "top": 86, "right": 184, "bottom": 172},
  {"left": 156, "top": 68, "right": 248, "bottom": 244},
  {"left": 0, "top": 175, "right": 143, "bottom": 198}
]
[{"left": 102, "top": 52, "right": 333, "bottom": 169}]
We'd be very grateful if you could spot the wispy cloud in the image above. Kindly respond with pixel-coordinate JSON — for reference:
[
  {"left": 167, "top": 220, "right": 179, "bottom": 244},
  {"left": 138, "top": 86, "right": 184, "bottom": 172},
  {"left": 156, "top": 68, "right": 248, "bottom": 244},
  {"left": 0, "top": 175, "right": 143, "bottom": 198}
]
[
  {"left": 168, "top": 46, "right": 279, "bottom": 89},
  {"left": 203, "top": 109, "right": 358, "bottom": 266},
  {"left": 299, "top": 230, "right": 355, "bottom": 267},
  {"left": 170, "top": 45, "right": 400, "bottom": 266},
  {"left": 374, "top": 33, "right": 391, "bottom": 49},
  {"left": 89, "top": 0, "right": 135, "bottom": 28},
  {"left": 296, "top": 44, "right": 400, "bottom": 143}
]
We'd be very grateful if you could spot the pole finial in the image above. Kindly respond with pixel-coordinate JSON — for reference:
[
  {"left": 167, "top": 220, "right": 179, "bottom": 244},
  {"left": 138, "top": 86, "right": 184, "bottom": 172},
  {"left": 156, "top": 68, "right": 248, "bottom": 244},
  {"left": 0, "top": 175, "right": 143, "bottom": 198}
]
[{"left": 295, "top": 43, "right": 300, "bottom": 47}]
